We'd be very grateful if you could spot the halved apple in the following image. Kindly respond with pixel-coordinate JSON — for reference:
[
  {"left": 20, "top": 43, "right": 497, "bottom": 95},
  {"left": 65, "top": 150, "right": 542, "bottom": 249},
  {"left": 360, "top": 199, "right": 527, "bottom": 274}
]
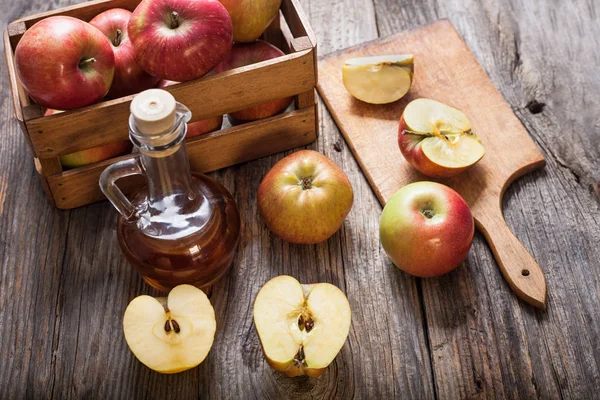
[
  {"left": 253, "top": 275, "right": 351, "bottom": 377},
  {"left": 342, "top": 55, "right": 414, "bottom": 104},
  {"left": 123, "top": 284, "right": 216, "bottom": 374},
  {"left": 398, "top": 98, "right": 485, "bottom": 178}
]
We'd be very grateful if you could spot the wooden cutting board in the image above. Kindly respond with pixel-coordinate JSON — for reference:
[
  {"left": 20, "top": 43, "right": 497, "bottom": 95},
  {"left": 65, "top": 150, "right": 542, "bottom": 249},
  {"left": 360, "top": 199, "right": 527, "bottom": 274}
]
[{"left": 317, "top": 20, "right": 547, "bottom": 309}]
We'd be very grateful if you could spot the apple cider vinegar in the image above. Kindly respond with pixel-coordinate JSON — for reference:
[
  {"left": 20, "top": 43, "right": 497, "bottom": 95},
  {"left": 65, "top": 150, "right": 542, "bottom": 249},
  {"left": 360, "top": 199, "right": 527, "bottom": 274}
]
[{"left": 100, "top": 89, "right": 240, "bottom": 291}]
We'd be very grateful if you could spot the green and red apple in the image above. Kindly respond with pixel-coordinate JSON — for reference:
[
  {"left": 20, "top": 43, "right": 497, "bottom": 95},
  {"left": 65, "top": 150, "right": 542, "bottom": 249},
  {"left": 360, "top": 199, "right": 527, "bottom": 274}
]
[
  {"left": 128, "top": 0, "right": 233, "bottom": 81},
  {"left": 89, "top": 8, "right": 159, "bottom": 98},
  {"left": 45, "top": 109, "right": 132, "bottom": 168},
  {"left": 398, "top": 99, "right": 485, "bottom": 178},
  {"left": 219, "top": 0, "right": 281, "bottom": 43},
  {"left": 15, "top": 16, "right": 115, "bottom": 109},
  {"left": 257, "top": 150, "right": 353, "bottom": 244},
  {"left": 379, "top": 181, "right": 474, "bottom": 277},
  {"left": 253, "top": 275, "right": 351, "bottom": 377},
  {"left": 123, "top": 284, "right": 216, "bottom": 374},
  {"left": 216, "top": 40, "right": 292, "bottom": 123}
]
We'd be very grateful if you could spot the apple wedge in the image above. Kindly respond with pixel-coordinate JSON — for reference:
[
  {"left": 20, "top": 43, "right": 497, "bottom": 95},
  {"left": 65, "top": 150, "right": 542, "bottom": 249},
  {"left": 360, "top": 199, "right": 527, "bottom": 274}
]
[
  {"left": 398, "top": 98, "right": 485, "bottom": 178},
  {"left": 123, "top": 284, "right": 216, "bottom": 374},
  {"left": 342, "top": 55, "right": 414, "bottom": 104},
  {"left": 253, "top": 276, "right": 351, "bottom": 377}
]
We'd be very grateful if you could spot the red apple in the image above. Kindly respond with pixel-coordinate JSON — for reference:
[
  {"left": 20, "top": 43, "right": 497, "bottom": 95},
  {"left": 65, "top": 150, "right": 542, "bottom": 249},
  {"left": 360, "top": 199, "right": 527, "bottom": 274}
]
[
  {"left": 398, "top": 99, "right": 485, "bottom": 178},
  {"left": 45, "top": 109, "right": 133, "bottom": 168},
  {"left": 216, "top": 40, "right": 292, "bottom": 122},
  {"left": 15, "top": 16, "right": 115, "bottom": 110},
  {"left": 89, "top": 8, "right": 160, "bottom": 99},
  {"left": 257, "top": 150, "right": 354, "bottom": 244},
  {"left": 128, "top": 0, "right": 233, "bottom": 82},
  {"left": 218, "top": 0, "right": 282, "bottom": 43},
  {"left": 157, "top": 80, "right": 223, "bottom": 137},
  {"left": 379, "top": 181, "right": 474, "bottom": 277}
]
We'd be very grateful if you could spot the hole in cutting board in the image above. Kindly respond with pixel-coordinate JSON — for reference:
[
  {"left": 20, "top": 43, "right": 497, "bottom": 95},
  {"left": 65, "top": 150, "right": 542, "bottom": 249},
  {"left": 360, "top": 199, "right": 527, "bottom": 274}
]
[{"left": 521, "top": 269, "right": 530, "bottom": 276}]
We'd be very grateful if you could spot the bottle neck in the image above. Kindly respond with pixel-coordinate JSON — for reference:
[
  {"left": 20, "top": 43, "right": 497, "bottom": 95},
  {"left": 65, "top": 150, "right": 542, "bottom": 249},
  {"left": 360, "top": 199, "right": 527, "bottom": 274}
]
[{"left": 139, "top": 141, "right": 195, "bottom": 207}]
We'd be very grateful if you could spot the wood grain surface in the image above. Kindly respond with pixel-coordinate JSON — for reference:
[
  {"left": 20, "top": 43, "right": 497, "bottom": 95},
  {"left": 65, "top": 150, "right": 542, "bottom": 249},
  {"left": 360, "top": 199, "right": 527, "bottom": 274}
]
[{"left": 1, "top": 0, "right": 599, "bottom": 399}]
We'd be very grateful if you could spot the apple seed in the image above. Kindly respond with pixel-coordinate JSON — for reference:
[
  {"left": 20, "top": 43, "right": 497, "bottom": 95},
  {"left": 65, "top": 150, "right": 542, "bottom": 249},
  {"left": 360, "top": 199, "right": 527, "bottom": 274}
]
[
  {"left": 304, "top": 319, "right": 314, "bottom": 332},
  {"left": 171, "top": 319, "right": 181, "bottom": 333},
  {"left": 298, "top": 314, "right": 305, "bottom": 330},
  {"left": 164, "top": 319, "right": 172, "bottom": 333}
]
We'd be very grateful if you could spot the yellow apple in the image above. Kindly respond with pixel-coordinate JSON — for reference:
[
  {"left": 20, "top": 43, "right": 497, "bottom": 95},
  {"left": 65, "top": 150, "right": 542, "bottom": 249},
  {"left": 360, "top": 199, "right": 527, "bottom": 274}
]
[
  {"left": 123, "top": 285, "right": 216, "bottom": 374},
  {"left": 253, "top": 275, "right": 352, "bottom": 377}
]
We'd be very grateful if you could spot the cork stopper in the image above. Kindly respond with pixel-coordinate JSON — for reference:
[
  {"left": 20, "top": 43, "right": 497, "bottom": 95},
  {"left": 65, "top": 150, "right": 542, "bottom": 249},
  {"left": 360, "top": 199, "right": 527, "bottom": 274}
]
[{"left": 130, "top": 89, "right": 177, "bottom": 136}]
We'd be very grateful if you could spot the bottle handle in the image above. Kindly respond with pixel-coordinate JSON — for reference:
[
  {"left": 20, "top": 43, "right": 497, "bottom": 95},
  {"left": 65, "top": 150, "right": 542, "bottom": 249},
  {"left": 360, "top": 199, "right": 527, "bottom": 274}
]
[{"left": 99, "top": 157, "right": 144, "bottom": 221}]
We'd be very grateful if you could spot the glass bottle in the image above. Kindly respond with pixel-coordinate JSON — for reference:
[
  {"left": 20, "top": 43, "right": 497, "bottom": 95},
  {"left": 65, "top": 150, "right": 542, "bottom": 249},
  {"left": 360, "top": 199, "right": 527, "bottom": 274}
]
[{"left": 100, "top": 89, "right": 240, "bottom": 292}]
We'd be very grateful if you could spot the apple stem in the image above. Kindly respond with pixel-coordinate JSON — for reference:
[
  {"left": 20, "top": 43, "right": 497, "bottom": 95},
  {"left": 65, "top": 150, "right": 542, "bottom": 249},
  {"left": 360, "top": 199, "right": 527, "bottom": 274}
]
[
  {"left": 300, "top": 177, "right": 312, "bottom": 190},
  {"left": 422, "top": 209, "right": 435, "bottom": 219},
  {"left": 170, "top": 11, "right": 180, "bottom": 29},
  {"left": 113, "top": 29, "right": 122, "bottom": 47},
  {"left": 78, "top": 57, "right": 97, "bottom": 69}
]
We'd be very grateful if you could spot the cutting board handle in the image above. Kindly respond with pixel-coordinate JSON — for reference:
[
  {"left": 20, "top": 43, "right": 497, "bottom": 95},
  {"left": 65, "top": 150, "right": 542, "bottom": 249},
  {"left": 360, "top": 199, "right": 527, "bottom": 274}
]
[{"left": 476, "top": 206, "right": 547, "bottom": 310}]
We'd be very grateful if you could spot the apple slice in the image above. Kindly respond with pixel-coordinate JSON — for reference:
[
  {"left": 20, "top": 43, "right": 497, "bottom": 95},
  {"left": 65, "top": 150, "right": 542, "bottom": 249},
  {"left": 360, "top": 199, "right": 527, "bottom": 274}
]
[
  {"left": 253, "top": 275, "right": 351, "bottom": 377},
  {"left": 342, "top": 55, "right": 414, "bottom": 104},
  {"left": 398, "top": 98, "right": 485, "bottom": 178},
  {"left": 123, "top": 284, "right": 216, "bottom": 374}
]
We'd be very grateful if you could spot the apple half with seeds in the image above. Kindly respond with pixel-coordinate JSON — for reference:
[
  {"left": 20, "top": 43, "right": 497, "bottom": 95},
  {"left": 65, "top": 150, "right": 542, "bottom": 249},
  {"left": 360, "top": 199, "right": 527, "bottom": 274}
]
[
  {"left": 123, "top": 284, "right": 216, "bottom": 374},
  {"left": 253, "top": 275, "right": 351, "bottom": 377},
  {"left": 398, "top": 98, "right": 485, "bottom": 178},
  {"left": 342, "top": 54, "right": 414, "bottom": 104}
]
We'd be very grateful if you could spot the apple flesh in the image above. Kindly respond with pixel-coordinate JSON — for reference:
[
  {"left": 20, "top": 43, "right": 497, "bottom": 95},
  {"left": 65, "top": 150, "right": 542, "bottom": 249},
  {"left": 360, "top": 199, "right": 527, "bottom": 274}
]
[
  {"left": 123, "top": 284, "right": 216, "bottom": 374},
  {"left": 257, "top": 150, "right": 354, "bottom": 244},
  {"left": 44, "top": 109, "right": 132, "bottom": 168},
  {"left": 253, "top": 275, "right": 351, "bottom": 377},
  {"left": 128, "top": 0, "right": 232, "bottom": 82},
  {"left": 379, "top": 181, "right": 474, "bottom": 277},
  {"left": 216, "top": 40, "right": 292, "bottom": 122},
  {"left": 398, "top": 98, "right": 485, "bottom": 178},
  {"left": 342, "top": 55, "right": 414, "bottom": 104},
  {"left": 157, "top": 80, "right": 223, "bottom": 137},
  {"left": 15, "top": 16, "right": 115, "bottom": 110},
  {"left": 219, "top": 0, "right": 282, "bottom": 43},
  {"left": 89, "top": 8, "right": 160, "bottom": 99}
]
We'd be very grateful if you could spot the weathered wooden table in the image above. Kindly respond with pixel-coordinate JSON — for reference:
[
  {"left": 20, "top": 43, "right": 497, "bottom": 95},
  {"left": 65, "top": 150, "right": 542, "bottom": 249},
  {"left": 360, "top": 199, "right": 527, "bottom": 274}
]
[{"left": 2, "top": 0, "right": 599, "bottom": 398}]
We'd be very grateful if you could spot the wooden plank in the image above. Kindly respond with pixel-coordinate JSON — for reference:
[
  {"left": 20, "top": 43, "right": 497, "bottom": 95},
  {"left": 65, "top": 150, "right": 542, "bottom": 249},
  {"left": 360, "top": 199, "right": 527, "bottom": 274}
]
[
  {"left": 369, "top": 0, "right": 600, "bottom": 398},
  {"left": 25, "top": 49, "right": 315, "bottom": 157},
  {"left": 47, "top": 107, "right": 317, "bottom": 209}
]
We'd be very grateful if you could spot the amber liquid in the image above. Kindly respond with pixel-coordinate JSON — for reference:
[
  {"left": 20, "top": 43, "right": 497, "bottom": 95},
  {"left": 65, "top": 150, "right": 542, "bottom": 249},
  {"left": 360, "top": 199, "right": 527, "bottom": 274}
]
[{"left": 117, "top": 173, "right": 240, "bottom": 292}]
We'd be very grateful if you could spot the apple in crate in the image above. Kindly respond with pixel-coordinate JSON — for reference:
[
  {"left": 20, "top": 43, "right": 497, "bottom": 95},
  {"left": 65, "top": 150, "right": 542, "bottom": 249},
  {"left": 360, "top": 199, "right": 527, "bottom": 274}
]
[
  {"left": 123, "top": 285, "right": 216, "bottom": 374},
  {"left": 128, "top": 0, "right": 233, "bottom": 82},
  {"left": 89, "top": 8, "right": 160, "bottom": 98},
  {"left": 15, "top": 16, "right": 115, "bottom": 110},
  {"left": 258, "top": 150, "right": 353, "bottom": 244},
  {"left": 44, "top": 109, "right": 132, "bottom": 168},
  {"left": 379, "top": 182, "right": 474, "bottom": 277},
  {"left": 157, "top": 80, "right": 223, "bottom": 137},
  {"left": 219, "top": 0, "right": 281, "bottom": 43},
  {"left": 216, "top": 40, "right": 292, "bottom": 123},
  {"left": 398, "top": 99, "right": 485, "bottom": 178},
  {"left": 253, "top": 275, "right": 351, "bottom": 377}
]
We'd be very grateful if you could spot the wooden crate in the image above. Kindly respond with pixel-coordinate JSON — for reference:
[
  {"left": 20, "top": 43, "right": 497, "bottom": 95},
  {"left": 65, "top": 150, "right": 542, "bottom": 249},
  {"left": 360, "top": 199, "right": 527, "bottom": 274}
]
[{"left": 4, "top": 0, "right": 318, "bottom": 209}]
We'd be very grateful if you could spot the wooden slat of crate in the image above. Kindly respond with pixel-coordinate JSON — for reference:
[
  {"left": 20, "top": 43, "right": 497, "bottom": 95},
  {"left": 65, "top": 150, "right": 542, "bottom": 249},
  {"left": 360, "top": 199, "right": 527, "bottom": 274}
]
[
  {"left": 22, "top": 47, "right": 315, "bottom": 157},
  {"left": 47, "top": 106, "right": 317, "bottom": 209}
]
